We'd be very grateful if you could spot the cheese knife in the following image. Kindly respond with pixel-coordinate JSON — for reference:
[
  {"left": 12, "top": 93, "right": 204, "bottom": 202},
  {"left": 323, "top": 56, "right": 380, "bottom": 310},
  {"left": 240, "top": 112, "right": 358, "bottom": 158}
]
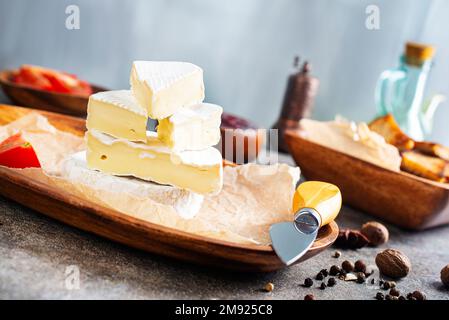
[{"left": 269, "top": 181, "right": 341, "bottom": 266}]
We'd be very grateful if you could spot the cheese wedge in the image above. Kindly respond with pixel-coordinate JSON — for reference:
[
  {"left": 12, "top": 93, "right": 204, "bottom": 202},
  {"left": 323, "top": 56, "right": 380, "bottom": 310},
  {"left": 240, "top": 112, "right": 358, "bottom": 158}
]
[
  {"left": 87, "top": 90, "right": 148, "bottom": 142},
  {"left": 86, "top": 130, "right": 223, "bottom": 195},
  {"left": 130, "top": 61, "right": 205, "bottom": 119},
  {"left": 157, "top": 103, "right": 223, "bottom": 151}
]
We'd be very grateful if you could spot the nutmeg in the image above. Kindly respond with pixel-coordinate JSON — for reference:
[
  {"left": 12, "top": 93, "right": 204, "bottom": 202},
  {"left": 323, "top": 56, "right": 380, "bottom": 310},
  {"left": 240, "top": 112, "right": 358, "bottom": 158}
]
[
  {"left": 375, "top": 249, "right": 411, "bottom": 279},
  {"left": 441, "top": 264, "right": 449, "bottom": 288},
  {"left": 361, "top": 221, "right": 389, "bottom": 246}
]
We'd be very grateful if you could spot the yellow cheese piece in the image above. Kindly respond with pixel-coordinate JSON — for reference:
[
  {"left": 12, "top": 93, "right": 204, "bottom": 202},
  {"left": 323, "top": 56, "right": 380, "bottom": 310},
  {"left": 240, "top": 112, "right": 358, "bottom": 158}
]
[
  {"left": 157, "top": 103, "right": 223, "bottom": 151},
  {"left": 87, "top": 90, "right": 148, "bottom": 142},
  {"left": 86, "top": 130, "right": 223, "bottom": 195},
  {"left": 130, "top": 61, "right": 205, "bottom": 120}
]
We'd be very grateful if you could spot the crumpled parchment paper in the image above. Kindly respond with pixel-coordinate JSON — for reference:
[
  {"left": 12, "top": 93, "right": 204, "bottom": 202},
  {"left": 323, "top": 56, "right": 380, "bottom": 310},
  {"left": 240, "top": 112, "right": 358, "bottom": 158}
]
[{"left": 0, "top": 113, "right": 300, "bottom": 245}]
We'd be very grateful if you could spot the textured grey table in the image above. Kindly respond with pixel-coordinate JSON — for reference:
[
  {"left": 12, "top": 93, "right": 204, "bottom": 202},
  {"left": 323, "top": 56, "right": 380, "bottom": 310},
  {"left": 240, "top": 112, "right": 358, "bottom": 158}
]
[{"left": 1, "top": 179, "right": 449, "bottom": 300}]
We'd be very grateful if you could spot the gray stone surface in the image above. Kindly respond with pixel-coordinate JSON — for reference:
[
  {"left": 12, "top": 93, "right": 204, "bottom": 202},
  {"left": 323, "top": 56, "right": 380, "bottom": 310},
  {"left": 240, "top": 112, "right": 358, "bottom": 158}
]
[{"left": 1, "top": 192, "right": 449, "bottom": 300}]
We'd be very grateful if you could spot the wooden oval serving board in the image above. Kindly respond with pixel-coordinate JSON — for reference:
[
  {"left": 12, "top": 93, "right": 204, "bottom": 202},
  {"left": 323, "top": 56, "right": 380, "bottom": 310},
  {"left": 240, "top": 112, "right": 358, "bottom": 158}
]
[
  {"left": 285, "top": 130, "right": 449, "bottom": 230},
  {"left": 0, "top": 104, "right": 338, "bottom": 272}
]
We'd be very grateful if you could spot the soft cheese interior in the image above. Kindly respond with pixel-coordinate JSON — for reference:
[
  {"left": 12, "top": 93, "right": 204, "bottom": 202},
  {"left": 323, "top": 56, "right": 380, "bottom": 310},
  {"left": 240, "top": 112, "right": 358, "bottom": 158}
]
[
  {"left": 86, "top": 130, "right": 223, "bottom": 195},
  {"left": 130, "top": 61, "right": 205, "bottom": 120},
  {"left": 86, "top": 90, "right": 148, "bottom": 142},
  {"left": 157, "top": 103, "right": 223, "bottom": 151}
]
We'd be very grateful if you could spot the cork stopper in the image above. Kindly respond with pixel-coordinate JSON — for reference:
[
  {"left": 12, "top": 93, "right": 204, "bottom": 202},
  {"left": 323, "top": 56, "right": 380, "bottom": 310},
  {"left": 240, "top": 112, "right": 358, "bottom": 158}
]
[{"left": 405, "top": 42, "right": 435, "bottom": 65}]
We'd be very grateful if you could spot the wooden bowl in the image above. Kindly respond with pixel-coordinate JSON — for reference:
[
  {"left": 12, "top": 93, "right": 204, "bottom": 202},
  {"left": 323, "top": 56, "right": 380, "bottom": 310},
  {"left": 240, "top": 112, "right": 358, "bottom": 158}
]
[
  {"left": 0, "top": 104, "right": 339, "bottom": 272},
  {"left": 285, "top": 130, "right": 449, "bottom": 230},
  {"left": 0, "top": 70, "right": 106, "bottom": 117}
]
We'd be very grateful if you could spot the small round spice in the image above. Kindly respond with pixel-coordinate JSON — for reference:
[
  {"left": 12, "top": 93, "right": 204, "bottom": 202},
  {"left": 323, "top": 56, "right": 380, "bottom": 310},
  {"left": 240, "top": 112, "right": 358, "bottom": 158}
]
[
  {"left": 385, "top": 294, "right": 393, "bottom": 300},
  {"left": 304, "top": 294, "right": 315, "bottom": 300},
  {"left": 361, "top": 221, "right": 389, "bottom": 246},
  {"left": 440, "top": 264, "right": 449, "bottom": 288},
  {"left": 389, "top": 288, "right": 400, "bottom": 297},
  {"left": 382, "top": 281, "right": 396, "bottom": 290},
  {"left": 370, "top": 278, "right": 375, "bottom": 285},
  {"left": 354, "top": 260, "right": 367, "bottom": 273},
  {"left": 333, "top": 251, "right": 341, "bottom": 258},
  {"left": 364, "top": 268, "right": 374, "bottom": 277},
  {"left": 327, "top": 277, "right": 336, "bottom": 287},
  {"left": 320, "top": 282, "right": 326, "bottom": 290},
  {"left": 320, "top": 269, "right": 329, "bottom": 277},
  {"left": 264, "top": 282, "right": 274, "bottom": 292},
  {"left": 406, "top": 292, "right": 413, "bottom": 300},
  {"left": 375, "top": 292, "right": 385, "bottom": 300},
  {"left": 342, "top": 260, "right": 354, "bottom": 272},
  {"left": 303, "top": 278, "right": 313, "bottom": 288},
  {"left": 411, "top": 291, "right": 426, "bottom": 300},
  {"left": 356, "top": 272, "right": 366, "bottom": 284},
  {"left": 399, "top": 296, "right": 406, "bottom": 300},
  {"left": 315, "top": 272, "right": 324, "bottom": 281},
  {"left": 329, "top": 265, "right": 341, "bottom": 276}
]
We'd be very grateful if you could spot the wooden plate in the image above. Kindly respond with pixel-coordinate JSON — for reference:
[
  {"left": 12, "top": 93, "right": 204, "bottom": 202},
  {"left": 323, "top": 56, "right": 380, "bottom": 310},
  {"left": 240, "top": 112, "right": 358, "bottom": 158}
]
[
  {"left": 285, "top": 130, "right": 449, "bottom": 230},
  {"left": 0, "top": 70, "right": 106, "bottom": 117},
  {"left": 0, "top": 104, "right": 338, "bottom": 272}
]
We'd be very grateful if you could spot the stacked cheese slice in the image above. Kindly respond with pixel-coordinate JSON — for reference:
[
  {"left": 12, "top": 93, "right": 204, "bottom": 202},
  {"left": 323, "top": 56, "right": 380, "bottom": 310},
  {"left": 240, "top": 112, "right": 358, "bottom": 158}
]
[{"left": 85, "top": 61, "right": 223, "bottom": 195}]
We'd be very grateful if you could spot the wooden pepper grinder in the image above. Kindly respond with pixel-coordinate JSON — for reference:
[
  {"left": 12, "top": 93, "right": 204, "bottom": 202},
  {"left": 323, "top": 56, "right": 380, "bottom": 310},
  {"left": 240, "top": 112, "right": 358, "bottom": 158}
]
[{"left": 273, "top": 57, "right": 319, "bottom": 153}]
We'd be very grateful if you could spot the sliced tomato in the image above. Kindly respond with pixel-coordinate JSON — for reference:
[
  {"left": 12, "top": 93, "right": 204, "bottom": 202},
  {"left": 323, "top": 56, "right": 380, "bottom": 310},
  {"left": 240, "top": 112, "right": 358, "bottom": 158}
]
[
  {"left": 0, "top": 133, "right": 41, "bottom": 168},
  {"left": 12, "top": 65, "right": 53, "bottom": 91},
  {"left": 11, "top": 65, "right": 93, "bottom": 96}
]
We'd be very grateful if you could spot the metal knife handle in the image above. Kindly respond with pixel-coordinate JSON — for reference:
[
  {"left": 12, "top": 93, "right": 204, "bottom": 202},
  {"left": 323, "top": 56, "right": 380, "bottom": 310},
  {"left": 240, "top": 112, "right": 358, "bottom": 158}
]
[{"left": 292, "top": 181, "right": 342, "bottom": 227}]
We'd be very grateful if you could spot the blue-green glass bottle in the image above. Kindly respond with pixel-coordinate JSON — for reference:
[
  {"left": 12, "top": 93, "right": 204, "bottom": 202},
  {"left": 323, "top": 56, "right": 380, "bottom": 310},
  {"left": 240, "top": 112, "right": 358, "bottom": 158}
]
[{"left": 375, "top": 42, "right": 444, "bottom": 141}]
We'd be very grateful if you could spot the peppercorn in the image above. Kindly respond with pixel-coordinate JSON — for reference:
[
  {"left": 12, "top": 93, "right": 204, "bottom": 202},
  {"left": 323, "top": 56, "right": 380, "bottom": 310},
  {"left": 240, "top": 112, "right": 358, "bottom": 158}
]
[
  {"left": 333, "top": 251, "right": 341, "bottom": 258},
  {"left": 315, "top": 272, "right": 324, "bottom": 281},
  {"left": 399, "top": 296, "right": 406, "bottom": 300},
  {"left": 354, "top": 260, "right": 367, "bottom": 273},
  {"left": 304, "top": 294, "right": 315, "bottom": 300},
  {"left": 303, "top": 278, "right": 313, "bottom": 288},
  {"left": 385, "top": 294, "right": 393, "bottom": 300},
  {"left": 342, "top": 260, "right": 354, "bottom": 272},
  {"left": 411, "top": 291, "right": 426, "bottom": 300},
  {"left": 371, "top": 278, "right": 375, "bottom": 285},
  {"left": 356, "top": 272, "right": 366, "bottom": 284},
  {"left": 379, "top": 279, "right": 384, "bottom": 286},
  {"left": 329, "top": 265, "right": 341, "bottom": 276},
  {"left": 327, "top": 277, "right": 336, "bottom": 287},
  {"left": 264, "top": 282, "right": 274, "bottom": 292},
  {"left": 406, "top": 292, "right": 413, "bottom": 300},
  {"left": 375, "top": 292, "right": 385, "bottom": 300},
  {"left": 320, "top": 282, "right": 326, "bottom": 290},
  {"left": 389, "top": 288, "right": 400, "bottom": 297},
  {"left": 364, "top": 269, "right": 374, "bottom": 277},
  {"left": 320, "top": 269, "right": 329, "bottom": 277},
  {"left": 382, "top": 281, "right": 396, "bottom": 290}
]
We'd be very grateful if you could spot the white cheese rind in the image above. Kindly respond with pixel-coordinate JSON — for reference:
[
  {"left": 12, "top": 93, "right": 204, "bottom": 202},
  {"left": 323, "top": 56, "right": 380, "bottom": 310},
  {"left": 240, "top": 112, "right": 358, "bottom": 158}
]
[
  {"left": 86, "top": 90, "right": 148, "bottom": 142},
  {"left": 130, "top": 61, "right": 205, "bottom": 120},
  {"left": 157, "top": 103, "right": 223, "bottom": 151},
  {"left": 86, "top": 130, "right": 223, "bottom": 195}
]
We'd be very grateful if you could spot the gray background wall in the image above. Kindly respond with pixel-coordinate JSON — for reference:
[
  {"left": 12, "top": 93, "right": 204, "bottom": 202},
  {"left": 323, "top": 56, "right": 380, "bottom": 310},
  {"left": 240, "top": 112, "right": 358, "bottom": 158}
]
[{"left": 1, "top": 0, "right": 448, "bottom": 144}]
